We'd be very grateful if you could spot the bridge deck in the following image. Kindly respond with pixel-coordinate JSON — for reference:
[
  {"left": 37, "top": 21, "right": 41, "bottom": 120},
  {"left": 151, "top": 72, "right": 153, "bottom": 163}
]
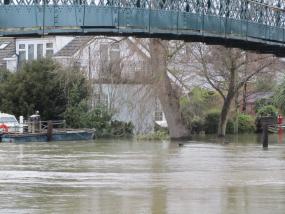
[{"left": 1, "top": 1, "right": 285, "bottom": 55}]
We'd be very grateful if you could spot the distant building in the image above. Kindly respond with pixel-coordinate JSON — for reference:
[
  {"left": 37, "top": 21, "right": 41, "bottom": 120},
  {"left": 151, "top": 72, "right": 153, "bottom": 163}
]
[
  {"left": 0, "top": 36, "right": 167, "bottom": 134},
  {"left": 244, "top": 92, "right": 274, "bottom": 115},
  {"left": 93, "top": 84, "right": 164, "bottom": 134},
  {"left": 0, "top": 36, "right": 73, "bottom": 72},
  {"left": 53, "top": 36, "right": 166, "bottom": 134}
]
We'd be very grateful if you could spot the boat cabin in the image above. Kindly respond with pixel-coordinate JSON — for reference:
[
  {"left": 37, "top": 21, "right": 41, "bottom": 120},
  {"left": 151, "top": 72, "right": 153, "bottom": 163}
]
[{"left": 0, "top": 112, "right": 20, "bottom": 133}]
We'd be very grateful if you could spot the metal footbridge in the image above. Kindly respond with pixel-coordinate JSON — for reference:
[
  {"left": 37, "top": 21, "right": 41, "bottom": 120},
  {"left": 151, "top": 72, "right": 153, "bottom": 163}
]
[{"left": 1, "top": 0, "right": 285, "bottom": 55}]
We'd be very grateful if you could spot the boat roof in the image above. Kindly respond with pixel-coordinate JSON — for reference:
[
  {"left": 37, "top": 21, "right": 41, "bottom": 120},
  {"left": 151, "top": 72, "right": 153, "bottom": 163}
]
[{"left": 0, "top": 112, "right": 16, "bottom": 118}]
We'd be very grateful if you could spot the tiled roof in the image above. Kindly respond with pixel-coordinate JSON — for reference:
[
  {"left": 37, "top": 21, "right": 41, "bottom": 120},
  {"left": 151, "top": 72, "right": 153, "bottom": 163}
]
[
  {"left": 54, "top": 36, "right": 94, "bottom": 57},
  {"left": 0, "top": 38, "right": 16, "bottom": 68},
  {"left": 247, "top": 92, "right": 274, "bottom": 104}
]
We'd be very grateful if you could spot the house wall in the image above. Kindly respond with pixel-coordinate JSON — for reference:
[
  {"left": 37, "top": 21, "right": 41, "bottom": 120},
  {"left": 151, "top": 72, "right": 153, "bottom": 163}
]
[
  {"left": 54, "top": 36, "right": 167, "bottom": 134},
  {"left": 94, "top": 84, "right": 157, "bottom": 134},
  {"left": 54, "top": 37, "right": 147, "bottom": 80},
  {"left": 54, "top": 36, "right": 74, "bottom": 52},
  {"left": 0, "top": 38, "right": 16, "bottom": 71},
  {"left": 5, "top": 57, "right": 17, "bottom": 71}
]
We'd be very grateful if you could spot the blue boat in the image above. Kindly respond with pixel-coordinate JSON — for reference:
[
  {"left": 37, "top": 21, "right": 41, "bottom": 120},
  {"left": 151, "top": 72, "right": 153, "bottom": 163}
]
[
  {"left": 0, "top": 129, "right": 95, "bottom": 143},
  {"left": 0, "top": 112, "right": 95, "bottom": 143}
]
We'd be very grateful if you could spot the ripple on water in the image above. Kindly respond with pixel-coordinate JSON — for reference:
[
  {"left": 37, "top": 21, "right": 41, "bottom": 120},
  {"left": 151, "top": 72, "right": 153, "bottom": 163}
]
[{"left": 0, "top": 139, "right": 285, "bottom": 214}]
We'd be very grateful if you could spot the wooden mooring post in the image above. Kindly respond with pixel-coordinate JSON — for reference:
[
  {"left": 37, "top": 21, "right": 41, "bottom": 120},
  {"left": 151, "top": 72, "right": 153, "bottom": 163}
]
[
  {"left": 262, "top": 124, "right": 268, "bottom": 148},
  {"left": 260, "top": 116, "right": 275, "bottom": 149},
  {"left": 47, "top": 121, "right": 53, "bottom": 142}
]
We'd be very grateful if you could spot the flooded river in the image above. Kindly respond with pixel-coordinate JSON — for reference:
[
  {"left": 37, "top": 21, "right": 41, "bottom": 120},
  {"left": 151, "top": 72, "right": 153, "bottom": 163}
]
[{"left": 0, "top": 134, "right": 285, "bottom": 214}]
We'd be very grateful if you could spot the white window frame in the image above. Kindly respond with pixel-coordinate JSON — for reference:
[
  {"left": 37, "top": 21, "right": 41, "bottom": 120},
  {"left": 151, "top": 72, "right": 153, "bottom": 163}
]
[
  {"left": 17, "top": 40, "right": 54, "bottom": 61},
  {"left": 45, "top": 42, "right": 54, "bottom": 57}
]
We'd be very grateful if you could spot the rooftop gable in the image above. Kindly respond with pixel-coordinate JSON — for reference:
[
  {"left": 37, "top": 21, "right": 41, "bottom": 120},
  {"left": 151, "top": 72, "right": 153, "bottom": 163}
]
[
  {"left": 0, "top": 38, "right": 16, "bottom": 67},
  {"left": 54, "top": 36, "right": 94, "bottom": 57}
]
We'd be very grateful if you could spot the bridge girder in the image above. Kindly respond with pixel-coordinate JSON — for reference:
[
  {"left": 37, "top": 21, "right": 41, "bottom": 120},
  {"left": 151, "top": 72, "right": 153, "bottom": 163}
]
[{"left": 1, "top": 0, "right": 285, "bottom": 55}]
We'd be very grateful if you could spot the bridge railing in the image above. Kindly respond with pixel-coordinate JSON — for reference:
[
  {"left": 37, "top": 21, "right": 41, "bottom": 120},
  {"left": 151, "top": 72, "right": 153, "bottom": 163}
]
[
  {"left": 1, "top": 0, "right": 285, "bottom": 27},
  {"left": 1, "top": 0, "right": 285, "bottom": 40}
]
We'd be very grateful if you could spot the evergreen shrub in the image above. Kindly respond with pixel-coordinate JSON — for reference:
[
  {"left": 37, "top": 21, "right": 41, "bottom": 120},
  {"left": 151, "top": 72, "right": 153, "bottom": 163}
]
[
  {"left": 203, "top": 111, "right": 247, "bottom": 134},
  {"left": 256, "top": 105, "right": 278, "bottom": 118},
  {"left": 191, "top": 116, "right": 204, "bottom": 134},
  {"left": 204, "top": 110, "right": 220, "bottom": 134},
  {"left": 237, "top": 114, "right": 255, "bottom": 133}
]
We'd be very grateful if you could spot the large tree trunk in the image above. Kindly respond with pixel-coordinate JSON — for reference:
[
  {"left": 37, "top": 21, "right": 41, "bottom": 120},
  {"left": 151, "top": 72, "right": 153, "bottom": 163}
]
[
  {"left": 149, "top": 39, "right": 191, "bottom": 140},
  {"left": 218, "top": 68, "right": 236, "bottom": 137},
  {"left": 242, "top": 83, "right": 247, "bottom": 112},
  {"left": 218, "top": 95, "right": 234, "bottom": 137}
]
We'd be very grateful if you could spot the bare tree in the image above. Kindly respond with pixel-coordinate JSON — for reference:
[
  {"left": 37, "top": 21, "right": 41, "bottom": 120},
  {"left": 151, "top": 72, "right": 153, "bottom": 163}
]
[
  {"left": 149, "top": 39, "right": 191, "bottom": 139},
  {"left": 189, "top": 44, "right": 279, "bottom": 137},
  {"left": 126, "top": 38, "right": 191, "bottom": 139}
]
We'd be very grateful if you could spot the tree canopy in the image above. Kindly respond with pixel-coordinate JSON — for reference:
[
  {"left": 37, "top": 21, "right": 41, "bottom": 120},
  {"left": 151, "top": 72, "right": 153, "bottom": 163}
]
[{"left": 0, "top": 59, "right": 88, "bottom": 120}]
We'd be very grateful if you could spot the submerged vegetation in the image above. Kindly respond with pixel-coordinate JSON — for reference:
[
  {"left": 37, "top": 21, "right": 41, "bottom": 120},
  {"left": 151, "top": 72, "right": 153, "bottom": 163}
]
[{"left": 136, "top": 131, "right": 170, "bottom": 141}]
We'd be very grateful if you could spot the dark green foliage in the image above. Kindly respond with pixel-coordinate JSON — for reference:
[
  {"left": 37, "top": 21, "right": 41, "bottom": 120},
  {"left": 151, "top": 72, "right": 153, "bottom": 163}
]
[
  {"left": 0, "top": 59, "right": 66, "bottom": 120},
  {"left": 64, "top": 103, "right": 111, "bottom": 136},
  {"left": 255, "top": 105, "right": 278, "bottom": 133},
  {"left": 180, "top": 87, "right": 221, "bottom": 130},
  {"left": 255, "top": 98, "right": 273, "bottom": 113},
  {"left": 57, "top": 66, "right": 89, "bottom": 106},
  {"left": 154, "top": 123, "right": 169, "bottom": 133},
  {"left": 0, "top": 68, "right": 10, "bottom": 82},
  {"left": 204, "top": 111, "right": 220, "bottom": 134},
  {"left": 110, "top": 120, "right": 134, "bottom": 137},
  {"left": 0, "top": 59, "right": 133, "bottom": 137},
  {"left": 59, "top": 66, "right": 123, "bottom": 137},
  {"left": 83, "top": 105, "right": 113, "bottom": 137},
  {"left": 64, "top": 104, "right": 133, "bottom": 138},
  {"left": 191, "top": 116, "right": 204, "bottom": 134},
  {"left": 256, "top": 105, "right": 278, "bottom": 118},
  {"left": 203, "top": 111, "right": 237, "bottom": 134},
  {"left": 237, "top": 114, "right": 255, "bottom": 133},
  {"left": 225, "top": 114, "right": 255, "bottom": 134},
  {"left": 136, "top": 131, "right": 169, "bottom": 141},
  {"left": 226, "top": 119, "right": 234, "bottom": 134},
  {"left": 63, "top": 100, "right": 89, "bottom": 128}
]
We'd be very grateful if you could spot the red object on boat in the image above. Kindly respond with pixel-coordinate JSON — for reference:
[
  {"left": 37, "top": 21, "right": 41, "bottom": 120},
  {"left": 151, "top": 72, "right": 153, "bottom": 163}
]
[
  {"left": 278, "top": 115, "right": 283, "bottom": 125},
  {"left": 0, "top": 124, "right": 8, "bottom": 133}
]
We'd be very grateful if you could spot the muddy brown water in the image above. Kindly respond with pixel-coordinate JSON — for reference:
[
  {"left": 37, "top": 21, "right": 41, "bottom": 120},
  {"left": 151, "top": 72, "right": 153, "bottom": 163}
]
[{"left": 0, "top": 134, "right": 285, "bottom": 214}]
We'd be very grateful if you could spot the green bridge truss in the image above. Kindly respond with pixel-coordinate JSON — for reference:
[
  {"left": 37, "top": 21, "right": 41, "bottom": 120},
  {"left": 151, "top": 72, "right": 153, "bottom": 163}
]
[{"left": 1, "top": 0, "right": 285, "bottom": 55}]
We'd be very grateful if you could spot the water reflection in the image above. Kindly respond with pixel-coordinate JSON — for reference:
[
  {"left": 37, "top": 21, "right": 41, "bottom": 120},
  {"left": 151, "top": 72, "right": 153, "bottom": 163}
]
[{"left": 0, "top": 136, "right": 285, "bottom": 214}]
